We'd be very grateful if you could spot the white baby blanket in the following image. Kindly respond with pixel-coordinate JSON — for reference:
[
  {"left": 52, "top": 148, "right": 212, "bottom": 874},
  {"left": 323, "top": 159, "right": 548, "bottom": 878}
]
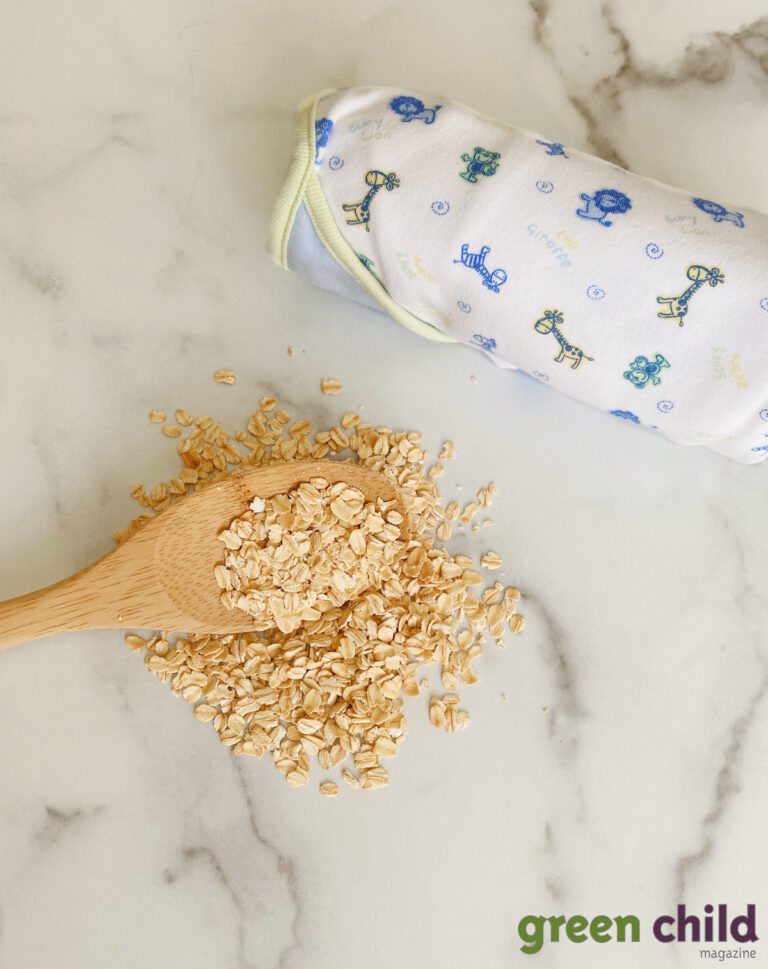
[{"left": 269, "top": 86, "right": 768, "bottom": 464}]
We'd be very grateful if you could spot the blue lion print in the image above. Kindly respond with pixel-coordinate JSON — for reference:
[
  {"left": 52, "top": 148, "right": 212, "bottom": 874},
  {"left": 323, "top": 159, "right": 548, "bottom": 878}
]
[
  {"left": 691, "top": 197, "right": 744, "bottom": 228},
  {"left": 536, "top": 139, "right": 568, "bottom": 157},
  {"left": 576, "top": 188, "right": 632, "bottom": 226},
  {"left": 472, "top": 334, "right": 497, "bottom": 351},
  {"left": 453, "top": 244, "right": 507, "bottom": 292},
  {"left": 388, "top": 95, "right": 441, "bottom": 124},
  {"left": 314, "top": 117, "right": 333, "bottom": 163},
  {"left": 611, "top": 409, "right": 641, "bottom": 423}
]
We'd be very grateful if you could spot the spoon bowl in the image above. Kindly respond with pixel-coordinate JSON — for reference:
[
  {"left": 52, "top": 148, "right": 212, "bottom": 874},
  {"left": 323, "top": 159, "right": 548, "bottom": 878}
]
[{"left": 0, "top": 461, "right": 406, "bottom": 650}]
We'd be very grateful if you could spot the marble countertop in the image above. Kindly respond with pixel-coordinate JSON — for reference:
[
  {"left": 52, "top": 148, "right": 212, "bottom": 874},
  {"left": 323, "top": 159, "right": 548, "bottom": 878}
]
[{"left": 1, "top": 2, "right": 767, "bottom": 967}]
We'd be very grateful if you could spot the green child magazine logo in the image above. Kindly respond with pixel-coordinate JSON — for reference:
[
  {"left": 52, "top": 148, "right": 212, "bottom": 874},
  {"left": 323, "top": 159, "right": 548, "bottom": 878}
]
[
  {"left": 518, "top": 913, "right": 639, "bottom": 954},
  {"left": 518, "top": 905, "right": 758, "bottom": 956}
]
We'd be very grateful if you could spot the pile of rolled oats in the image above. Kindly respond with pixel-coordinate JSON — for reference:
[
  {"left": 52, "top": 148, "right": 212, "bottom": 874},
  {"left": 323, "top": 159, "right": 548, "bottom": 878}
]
[
  {"left": 119, "top": 388, "right": 524, "bottom": 793},
  {"left": 216, "top": 482, "right": 404, "bottom": 635}
]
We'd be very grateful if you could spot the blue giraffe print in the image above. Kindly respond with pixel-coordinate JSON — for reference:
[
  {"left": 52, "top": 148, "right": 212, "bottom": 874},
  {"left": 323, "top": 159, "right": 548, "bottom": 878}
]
[
  {"left": 388, "top": 95, "right": 441, "bottom": 124},
  {"left": 342, "top": 169, "right": 400, "bottom": 231},
  {"left": 533, "top": 309, "right": 593, "bottom": 369},
  {"left": 314, "top": 117, "right": 333, "bottom": 163},
  {"left": 453, "top": 244, "right": 507, "bottom": 292},
  {"left": 691, "top": 197, "right": 744, "bottom": 228},
  {"left": 536, "top": 139, "right": 568, "bottom": 157},
  {"left": 656, "top": 264, "right": 725, "bottom": 327},
  {"left": 576, "top": 188, "right": 632, "bottom": 226},
  {"left": 611, "top": 410, "right": 641, "bottom": 423}
]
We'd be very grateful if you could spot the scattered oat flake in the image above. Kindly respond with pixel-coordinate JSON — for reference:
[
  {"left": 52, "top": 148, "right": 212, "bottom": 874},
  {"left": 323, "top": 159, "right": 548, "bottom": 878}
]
[
  {"left": 481, "top": 552, "right": 504, "bottom": 570},
  {"left": 214, "top": 370, "right": 237, "bottom": 385},
  {"left": 321, "top": 378, "right": 343, "bottom": 395},
  {"left": 288, "top": 347, "right": 295, "bottom": 357},
  {"left": 176, "top": 409, "right": 193, "bottom": 426},
  {"left": 162, "top": 424, "right": 182, "bottom": 438},
  {"left": 470, "top": 375, "right": 478, "bottom": 384},
  {"left": 319, "top": 781, "right": 339, "bottom": 797},
  {"left": 149, "top": 410, "right": 166, "bottom": 424}
]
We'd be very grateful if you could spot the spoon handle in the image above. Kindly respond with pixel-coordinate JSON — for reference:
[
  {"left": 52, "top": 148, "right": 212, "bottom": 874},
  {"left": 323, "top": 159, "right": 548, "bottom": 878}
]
[
  {"left": 0, "top": 545, "right": 160, "bottom": 650},
  {"left": 0, "top": 574, "right": 98, "bottom": 650}
]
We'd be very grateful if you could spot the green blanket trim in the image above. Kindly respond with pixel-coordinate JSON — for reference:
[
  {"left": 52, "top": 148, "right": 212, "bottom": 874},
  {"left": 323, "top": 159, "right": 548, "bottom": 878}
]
[{"left": 269, "top": 90, "right": 456, "bottom": 344}]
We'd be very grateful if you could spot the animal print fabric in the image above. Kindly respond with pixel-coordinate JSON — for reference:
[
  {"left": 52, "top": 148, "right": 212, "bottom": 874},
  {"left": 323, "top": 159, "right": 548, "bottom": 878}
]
[{"left": 271, "top": 86, "right": 768, "bottom": 464}]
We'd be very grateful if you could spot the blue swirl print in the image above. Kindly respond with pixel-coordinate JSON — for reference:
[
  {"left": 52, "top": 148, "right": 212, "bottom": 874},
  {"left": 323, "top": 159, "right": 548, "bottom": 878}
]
[
  {"left": 657, "top": 400, "right": 674, "bottom": 414},
  {"left": 536, "top": 180, "right": 554, "bottom": 193},
  {"left": 611, "top": 410, "right": 641, "bottom": 423},
  {"left": 328, "top": 156, "right": 344, "bottom": 170},
  {"left": 645, "top": 243, "right": 664, "bottom": 259},
  {"left": 457, "top": 300, "right": 472, "bottom": 313},
  {"left": 760, "top": 409, "right": 768, "bottom": 422},
  {"left": 586, "top": 285, "right": 605, "bottom": 300},
  {"left": 760, "top": 298, "right": 768, "bottom": 312},
  {"left": 432, "top": 200, "right": 450, "bottom": 215},
  {"left": 531, "top": 371, "right": 549, "bottom": 382}
]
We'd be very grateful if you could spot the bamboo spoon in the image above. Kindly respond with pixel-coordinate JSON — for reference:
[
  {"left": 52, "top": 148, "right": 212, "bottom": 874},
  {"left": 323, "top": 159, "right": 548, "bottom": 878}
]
[{"left": 0, "top": 461, "right": 407, "bottom": 651}]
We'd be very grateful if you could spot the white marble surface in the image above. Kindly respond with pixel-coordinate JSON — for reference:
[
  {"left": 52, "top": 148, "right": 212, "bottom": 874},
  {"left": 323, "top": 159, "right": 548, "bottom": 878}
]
[{"left": 1, "top": 2, "right": 767, "bottom": 967}]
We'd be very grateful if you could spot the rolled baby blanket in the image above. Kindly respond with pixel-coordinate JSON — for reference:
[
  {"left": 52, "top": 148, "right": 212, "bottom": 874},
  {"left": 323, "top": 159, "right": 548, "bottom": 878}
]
[{"left": 269, "top": 86, "right": 768, "bottom": 464}]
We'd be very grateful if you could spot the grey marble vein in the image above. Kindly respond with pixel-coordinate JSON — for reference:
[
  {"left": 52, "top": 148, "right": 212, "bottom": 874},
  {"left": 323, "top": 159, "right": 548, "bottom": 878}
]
[
  {"left": 34, "top": 805, "right": 105, "bottom": 847},
  {"left": 232, "top": 763, "right": 303, "bottom": 969},
  {"left": 672, "top": 671, "right": 768, "bottom": 901},
  {"left": 528, "top": 2, "right": 768, "bottom": 169}
]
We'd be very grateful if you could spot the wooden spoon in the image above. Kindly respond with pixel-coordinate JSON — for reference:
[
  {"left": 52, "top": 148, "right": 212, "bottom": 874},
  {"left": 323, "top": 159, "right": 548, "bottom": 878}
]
[{"left": 0, "top": 461, "right": 406, "bottom": 651}]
